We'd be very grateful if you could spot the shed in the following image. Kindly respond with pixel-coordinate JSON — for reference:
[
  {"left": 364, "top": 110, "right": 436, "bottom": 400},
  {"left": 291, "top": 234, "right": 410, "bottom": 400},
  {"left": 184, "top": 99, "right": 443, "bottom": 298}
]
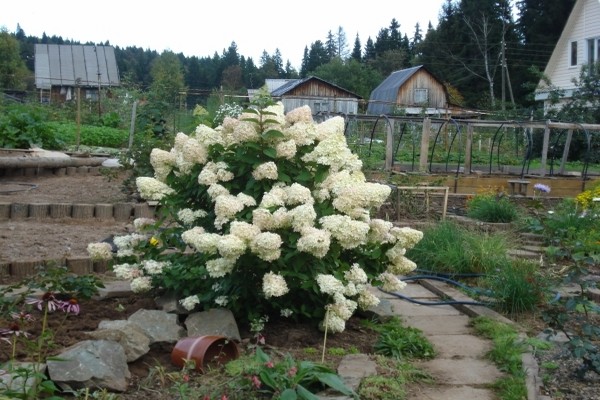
[
  {"left": 264, "top": 76, "right": 362, "bottom": 115},
  {"left": 367, "top": 65, "right": 450, "bottom": 116},
  {"left": 34, "top": 44, "right": 120, "bottom": 103}
]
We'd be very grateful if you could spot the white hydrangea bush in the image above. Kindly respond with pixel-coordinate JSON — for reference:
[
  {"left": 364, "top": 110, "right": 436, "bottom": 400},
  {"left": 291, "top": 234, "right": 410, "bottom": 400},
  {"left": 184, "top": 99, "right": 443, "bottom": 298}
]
[{"left": 89, "top": 101, "right": 423, "bottom": 332}]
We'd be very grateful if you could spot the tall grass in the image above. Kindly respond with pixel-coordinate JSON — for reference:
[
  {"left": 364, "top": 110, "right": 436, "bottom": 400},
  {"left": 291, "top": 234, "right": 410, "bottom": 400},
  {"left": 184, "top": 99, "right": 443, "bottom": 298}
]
[{"left": 405, "top": 220, "right": 513, "bottom": 275}]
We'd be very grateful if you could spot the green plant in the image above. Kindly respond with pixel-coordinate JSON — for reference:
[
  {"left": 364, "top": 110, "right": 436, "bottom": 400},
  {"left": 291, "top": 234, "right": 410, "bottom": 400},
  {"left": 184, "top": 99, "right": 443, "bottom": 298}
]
[
  {"left": 0, "top": 104, "right": 63, "bottom": 150},
  {"left": 471, "top": 316, "right": 528, "bottom": 400},
  {"left": 0, "top": 266, "right": 95, "bottom": 399},
  {"left": 406, "top": 220, "right": 512, "bottom": 275},
  {"left": 483, "top": 259, "right": 550, "bottom": 315},
  {"left": 90, "top": 101, "right": 424, "bottom": 330},
  {"left": 466, "top": 191, "right": 519, "bottom": 223},
  {"left": 372, "top": 317, "right": 435, "bottom": 360},
  {"left": 47, "top": 121, "right": 128, "bottom": 148}
]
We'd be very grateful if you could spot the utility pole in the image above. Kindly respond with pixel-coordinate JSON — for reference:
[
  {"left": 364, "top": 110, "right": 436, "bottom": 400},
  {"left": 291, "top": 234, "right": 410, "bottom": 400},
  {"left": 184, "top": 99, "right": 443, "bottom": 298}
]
[{"left": 76, "top": 78, "right": 81, "bottom": 152}]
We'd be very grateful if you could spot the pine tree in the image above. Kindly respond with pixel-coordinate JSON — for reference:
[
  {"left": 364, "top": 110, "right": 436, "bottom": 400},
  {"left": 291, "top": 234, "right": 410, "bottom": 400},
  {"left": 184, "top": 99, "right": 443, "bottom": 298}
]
[{"left": 351, "top": 33, "right": 362, "bottom": 62}]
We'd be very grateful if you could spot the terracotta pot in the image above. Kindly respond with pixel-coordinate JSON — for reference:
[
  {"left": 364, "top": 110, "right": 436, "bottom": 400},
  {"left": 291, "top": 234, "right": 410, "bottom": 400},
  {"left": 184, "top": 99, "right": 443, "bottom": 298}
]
[{"left": 171, "top": 335, "right": 240, "bottom": 372}]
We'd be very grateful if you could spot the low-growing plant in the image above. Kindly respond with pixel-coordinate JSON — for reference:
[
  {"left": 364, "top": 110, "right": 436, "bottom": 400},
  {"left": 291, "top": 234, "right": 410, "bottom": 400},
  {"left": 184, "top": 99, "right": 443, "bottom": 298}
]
[
  {"left": 0, "top": 105, "right": 63, "bottom": 150},
  {"left": 47, "top": 121, "right": 128, "bottom": 148},
  {"left": 466, "top": 190, "right": 519, "bottom": 223},
  {"left": 372, "top": 317, "right": 435, "bottom": 360},
  {"left": 471, "top": 316, "right": 528, "bottom": 400}
]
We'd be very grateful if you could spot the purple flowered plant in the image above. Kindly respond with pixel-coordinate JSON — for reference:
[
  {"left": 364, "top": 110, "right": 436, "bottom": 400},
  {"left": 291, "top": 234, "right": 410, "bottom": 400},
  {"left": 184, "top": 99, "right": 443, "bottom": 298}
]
[{"left": 533, "top": 183, "right": 551, "bottom": 194}]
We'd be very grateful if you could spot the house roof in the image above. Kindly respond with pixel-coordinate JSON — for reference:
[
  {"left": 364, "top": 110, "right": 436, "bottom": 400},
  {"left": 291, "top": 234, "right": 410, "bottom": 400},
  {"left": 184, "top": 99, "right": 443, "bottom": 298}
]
[
  {"left": 367, "top": 65, "right": 428, "bottom": 115},
  {"left": 270, "top": 76, "right": 362, "bottom": 99},
  {"left": 34, "top": 44, "right": 120, "bottom": 90}
]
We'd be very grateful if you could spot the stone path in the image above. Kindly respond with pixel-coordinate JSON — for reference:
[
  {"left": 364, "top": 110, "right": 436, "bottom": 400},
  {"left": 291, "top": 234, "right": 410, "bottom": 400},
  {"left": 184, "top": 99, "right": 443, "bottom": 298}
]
[{"left": 315, "top": 275, "right": 548, "bottom": 400}]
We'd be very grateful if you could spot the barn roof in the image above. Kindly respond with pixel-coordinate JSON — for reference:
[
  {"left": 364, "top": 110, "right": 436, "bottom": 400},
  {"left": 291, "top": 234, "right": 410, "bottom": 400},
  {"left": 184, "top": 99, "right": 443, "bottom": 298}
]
[
  {"left": 270, "top": 76, "right": 362, "bottom": 99},
  {"left": 367, "top": 65, "right": 435, "bottom": 115},
  {"left": 34, "top": 44, "right": 120, "bottom": 90}
]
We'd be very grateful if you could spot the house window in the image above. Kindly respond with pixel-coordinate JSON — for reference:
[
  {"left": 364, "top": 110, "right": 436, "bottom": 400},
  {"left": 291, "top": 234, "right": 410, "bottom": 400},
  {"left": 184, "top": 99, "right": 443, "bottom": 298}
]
[
  {"left": 570, "top": 41, "right": 578, "bottom": 66},
  {"left": 587, "top": 38, "right": 600, "bottom": 66},
  {"left": 85, "top": 89, "right": 99, "bottom": 101},
  {"left": 414, "top": 88, "right": 428, "bottom": 104}
]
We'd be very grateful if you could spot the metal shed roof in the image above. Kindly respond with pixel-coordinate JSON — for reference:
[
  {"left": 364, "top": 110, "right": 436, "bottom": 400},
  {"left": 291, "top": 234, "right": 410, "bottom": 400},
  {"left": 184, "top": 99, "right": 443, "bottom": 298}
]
[
  {"left": 270, "top": 76, "right": 362, "bottom": 99},
  {"left": 367, "top": 65, "right": 423, "bottom": 115},
  {"left": 35, "top": 44, "right": 120, "bottom": 90}
]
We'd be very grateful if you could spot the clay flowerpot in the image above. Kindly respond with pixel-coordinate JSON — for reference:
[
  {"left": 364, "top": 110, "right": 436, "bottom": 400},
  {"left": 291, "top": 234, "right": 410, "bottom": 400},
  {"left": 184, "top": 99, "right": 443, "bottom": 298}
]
[{"left": 171, "top": 335, "right": 240, "bottom": 372}]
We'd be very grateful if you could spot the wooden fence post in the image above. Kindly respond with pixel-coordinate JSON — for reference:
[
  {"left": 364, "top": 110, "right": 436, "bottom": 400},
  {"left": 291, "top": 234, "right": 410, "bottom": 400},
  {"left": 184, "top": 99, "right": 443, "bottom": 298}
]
[
  {"left": 464, "top": 124, "right": 473, "bottom": 175},
  {"left": 419, "top": 118, "right": 431, "bottom": 172},
  {"left": 540, "top": 120, "right": 551, "bottom": 177},
  {"left": 385, "top": 119, "right": 394, "bottom": 172}
]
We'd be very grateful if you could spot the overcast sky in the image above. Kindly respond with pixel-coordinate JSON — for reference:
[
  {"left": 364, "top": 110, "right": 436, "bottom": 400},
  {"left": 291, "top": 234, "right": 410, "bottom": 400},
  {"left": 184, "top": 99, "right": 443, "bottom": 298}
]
[{"left": 1, "top": 1, "right": 445, "bottom": 70}]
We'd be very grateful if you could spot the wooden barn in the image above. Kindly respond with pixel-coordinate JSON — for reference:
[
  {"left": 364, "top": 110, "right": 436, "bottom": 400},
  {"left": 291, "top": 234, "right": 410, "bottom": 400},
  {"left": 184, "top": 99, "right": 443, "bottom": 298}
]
[
  {"left": 257, "top": 76, "right": 362, "bottom": 115},
  {"left": 34, "top": 44, "right": 120, "bottom": 104},
  {"left": 367, "top": 65, "right": 450, "bottom": 116}
]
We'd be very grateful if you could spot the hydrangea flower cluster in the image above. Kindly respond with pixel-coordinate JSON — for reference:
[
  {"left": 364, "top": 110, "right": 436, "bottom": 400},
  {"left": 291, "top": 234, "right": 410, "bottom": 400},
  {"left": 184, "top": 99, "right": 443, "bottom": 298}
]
[{"left": 89, "top": 102, "right": 422, "bottom": 330}]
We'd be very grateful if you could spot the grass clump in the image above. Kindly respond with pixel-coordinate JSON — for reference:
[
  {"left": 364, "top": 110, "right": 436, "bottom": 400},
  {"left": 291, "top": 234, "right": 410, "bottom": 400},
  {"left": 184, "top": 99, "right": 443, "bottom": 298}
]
[
  {"left": 466, "top": 192, "right": 520, "bottom": 223},
  {"left": 405, "top": 220, "right": 512, "bottom": 275},
  {"left": 367, "top": 317, "right": 435, "bottom": 360},
  {"left": 483, "top": 259, "right": 551, "bottom": 315}
]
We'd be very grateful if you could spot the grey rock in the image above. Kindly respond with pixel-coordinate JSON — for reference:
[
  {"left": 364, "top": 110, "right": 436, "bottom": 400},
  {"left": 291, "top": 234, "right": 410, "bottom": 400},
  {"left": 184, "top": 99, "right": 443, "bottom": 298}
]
[
  {"left": 184, "top": 308, "right": 241, "bottom": 342},
  {"left": 86, "top": 320, "right": 151, "bottom": 362},
  {"left": 47, "top": 340, "right": 130, "bottom": 392},
  {"left": 128, "top": 309, "right": 186, "bottom": 343}
]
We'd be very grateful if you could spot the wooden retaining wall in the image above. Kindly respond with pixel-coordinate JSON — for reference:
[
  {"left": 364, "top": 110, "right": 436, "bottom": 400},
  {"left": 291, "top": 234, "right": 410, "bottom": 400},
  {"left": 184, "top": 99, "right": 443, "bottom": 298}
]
[{"left": 0, "top": 201, "right": 155, "bottom": 221}]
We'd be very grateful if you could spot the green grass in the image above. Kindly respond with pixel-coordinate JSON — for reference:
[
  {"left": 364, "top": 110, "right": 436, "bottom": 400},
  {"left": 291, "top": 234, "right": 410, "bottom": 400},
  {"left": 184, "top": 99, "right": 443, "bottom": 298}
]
[{"left": 405, "top": 220, "right": 513, "bottom": 275}]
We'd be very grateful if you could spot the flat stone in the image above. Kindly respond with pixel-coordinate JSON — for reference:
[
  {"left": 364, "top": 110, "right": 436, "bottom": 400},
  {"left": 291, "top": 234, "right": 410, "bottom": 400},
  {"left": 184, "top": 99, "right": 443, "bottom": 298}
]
[
  {"left": 336, "top": 354, "right": 377, "bottom": 391},
  {"left": 417, "top": 359, "right": 504, "bottom": 385},
  {"left": 426, "top": 334, "right": 492, "bottom": 358},
  {"left": 184, "top": 308, "right": 241, "bottom": 342},
  {"left": 409, "top": 385, "right": 497, "bottom": 400},
  {"left": 390, "top": 301, "right": 462, "bottom": 317},
  {"left": 128, "top": 309, "right": 186, "bottom": 343},
  {"left": 94, "top": 280, "right": 132, "bottom": 300},
  {"left": 402, "top": 315, "right": 473, "bottom": 335}
]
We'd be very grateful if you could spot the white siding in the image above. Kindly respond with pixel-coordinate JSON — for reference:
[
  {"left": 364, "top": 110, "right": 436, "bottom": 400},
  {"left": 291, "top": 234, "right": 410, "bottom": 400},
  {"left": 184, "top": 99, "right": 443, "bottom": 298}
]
[{"left": 537, "top": 0, "right": 600, "bottom": 100}]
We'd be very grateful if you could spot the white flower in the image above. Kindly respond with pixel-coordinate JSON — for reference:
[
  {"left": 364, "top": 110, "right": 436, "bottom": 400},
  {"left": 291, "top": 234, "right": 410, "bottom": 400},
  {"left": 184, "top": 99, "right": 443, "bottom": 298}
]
[
  {"left": 297, "top": 227, "right": 331, "bottom": 258},
  {"left": 214, "top": 296, "right": 229, "bottom": 307},
  {"left": 112, "top": 263, "right": 142, "bottom": 280},
  {"left": 344, "top": 263, "right": 368, "bottom": 285},
  {"left": 112, "top": 233, "right": 148, "bottom": 257},
  {"left": 330, "top": 298, "right": 357, "bottom": 321},
  {"left": 217, "top": 234, "right": 247, "bottom": 260},
  {"left": 130, "top": 276, "right": 152, "bottom": 293},
  {"left": 177, "top": 208, "right": 208, "bottom": 225},
  {"left": 288, "top": 204, "right": 317, "bottom": 232},
  {"left": 262, "top": 272, "right": 289, "bottom": 298},
  {"left": 142, "top": 260, "right": 170, "bottom": 275},
  {"left": 207, "top": 183, "right": 230, "bottom": 200},
  {"left": 150, "top": 148, "right": 175, "bottom": 181},
  {"left": 316, "top": 274, "right": 345, "bottom": 296},
  {"left": 136, "top": 177, "right": 175, "bottom": 201},
  {"left": 180, "top": 295, "right": 200, "bottom": 311},
  {"left": 390, "top": 227, "right": 424, "bottom": 249},
  {"left": 276, "top": 140, "right": 297, "bottom": 159},
  {"left": 229, "top": 221, "right": 261, "bottom": 243},
  {"left": 387, "top": 255, "right": 417, "bottom": 275},
  {"left": 252, "top": 162, "right": 278, "bottom": 181},
  {"left": 250, "top": 232, "right": 282, "bottom": 261},
  {"left": 357, "top": 288, "right": 381, "bottom": 309},
  {"left": 378, "top": 272, "right": 407, "bottom": 292},
  {"left": 285, "top": 105, "right": 313, "bottom": 125},
  {"left": 206, "top": 257, "right": 236, "bottom": 278},
  {"left": 280, "top": 309, "right": 293, "bottom": 318},
  {"left": 87, "top": 242, "right": 113, "bottom": 261},
  {"left": 320, "top": 215, "right": 370, "bottom": 249},
  {"left": 368, "top": 219, "right": 394, "bottom": 244},
  {"left": 284, "top": 183, "right": 314, "bottom": 206},
  {"left": 320, "top": 309, "right": 346, "bottom": 333}
]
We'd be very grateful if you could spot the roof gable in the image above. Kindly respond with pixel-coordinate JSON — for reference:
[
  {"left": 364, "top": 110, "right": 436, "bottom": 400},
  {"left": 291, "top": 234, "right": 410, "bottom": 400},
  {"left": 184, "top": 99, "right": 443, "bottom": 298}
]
[
  {"left": 538, "top": 0, "right": 600, "bottom": 95},
  {"left": 35, "top": 44, "right": 120, "bottom": 90},
  {"left": 270, "top": 76, "right": 362, "bottom": 99},
  {"left": 367, "top": 65, "right": 444, "bottom": 114}
]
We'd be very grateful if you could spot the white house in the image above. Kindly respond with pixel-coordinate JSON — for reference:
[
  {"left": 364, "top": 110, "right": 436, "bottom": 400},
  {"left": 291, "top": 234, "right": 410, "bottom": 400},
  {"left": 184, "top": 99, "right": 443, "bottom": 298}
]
[{"left": 535, "top": 0, "right": 600, "bottom": 111}]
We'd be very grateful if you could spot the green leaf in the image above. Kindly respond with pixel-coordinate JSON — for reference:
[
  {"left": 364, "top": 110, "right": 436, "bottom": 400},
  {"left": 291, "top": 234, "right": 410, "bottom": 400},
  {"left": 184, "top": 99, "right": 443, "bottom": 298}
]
[
  {"left": 296, "top": 170, "right": 313, "bottom": 182},
  {"left": 280, "top": 388, "right": 299, "bottom": 400},
  {"left": 263, "top": 147, "right": 277, "bottom": 158},
  {"left": 316, "top": 372, "right": 355, "bottom": 395},
  {"left": 279, "top": 171, "right": 292, "bottom": 183},
  {"left": 263, "top": 129, "right": 285, "bottom": 140},
  {"left": 296, "top": 384, "right": 320, "bottom": 400},
  {"left": 259, "top": 370, "right": 278, "bottom": 390}
]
